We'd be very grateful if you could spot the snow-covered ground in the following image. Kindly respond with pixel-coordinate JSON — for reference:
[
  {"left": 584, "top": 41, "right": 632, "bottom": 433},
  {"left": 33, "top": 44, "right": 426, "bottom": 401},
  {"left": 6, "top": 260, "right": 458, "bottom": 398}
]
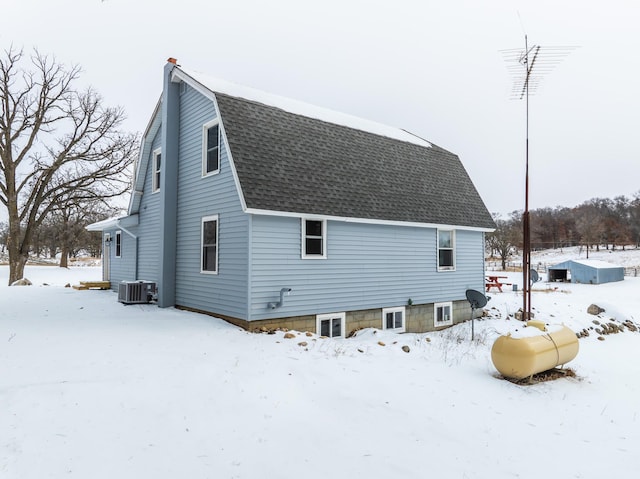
[{"left": 1, "top": 256, "right": 640, "bottom": 478}]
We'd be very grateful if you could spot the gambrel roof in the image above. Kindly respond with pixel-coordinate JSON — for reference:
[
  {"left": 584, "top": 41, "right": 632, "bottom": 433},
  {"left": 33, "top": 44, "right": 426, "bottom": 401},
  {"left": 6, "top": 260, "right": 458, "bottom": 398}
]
[
  {"left": 133, "top": 66, "right": 495, "bottom": 230},
  {"left": 216, "top": 92, "right": 493, "bottom": 229}
]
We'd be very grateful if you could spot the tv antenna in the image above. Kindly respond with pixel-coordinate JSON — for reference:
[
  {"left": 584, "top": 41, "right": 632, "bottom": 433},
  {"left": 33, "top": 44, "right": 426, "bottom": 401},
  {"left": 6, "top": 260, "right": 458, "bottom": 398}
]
[{"left": 501, "top": 36, "right": 577, "bottom": 320}]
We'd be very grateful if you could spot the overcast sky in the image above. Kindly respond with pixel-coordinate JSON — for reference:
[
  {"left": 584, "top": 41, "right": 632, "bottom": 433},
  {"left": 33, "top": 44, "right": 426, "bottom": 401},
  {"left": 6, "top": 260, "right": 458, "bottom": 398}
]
[{"left": 3, "top": 0, "right": 639, "bottom": 218}]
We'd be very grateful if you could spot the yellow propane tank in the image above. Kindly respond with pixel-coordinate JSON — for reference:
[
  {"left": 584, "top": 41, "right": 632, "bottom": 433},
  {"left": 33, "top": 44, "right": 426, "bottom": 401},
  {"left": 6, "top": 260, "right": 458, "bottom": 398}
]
[{"left": 491, "top": 324, "right": 579, "bottom": 379}]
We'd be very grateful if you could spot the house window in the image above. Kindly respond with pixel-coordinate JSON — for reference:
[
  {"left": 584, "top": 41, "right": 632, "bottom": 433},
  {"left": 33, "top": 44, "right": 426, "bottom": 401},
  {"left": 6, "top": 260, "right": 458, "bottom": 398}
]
[
  {"left": 434, "top": 302, "right": 453, "bottom": 327},
  {"left": 302, "top": 219, "right": 326, "bottom": 259},
  {"left": 201, "top": 215, "right": 218, "bottom": 274},
  {"left": 316, "top": 312, "right": 345, "bottom": 338},
  {"left": 115, "top": 231, "right": 122, "bottom": 258},
  {"left": 437, "top": 229, "right": 455, "bottom": 271},
  {"left": 202, "top": 120, "right": 220, "bottom": 176},
  {"left": 152, "top": 149, "right": 161, "bottom": 193},
  {"left": 382, "top": 307, "right": 405, "bottom": 332}
]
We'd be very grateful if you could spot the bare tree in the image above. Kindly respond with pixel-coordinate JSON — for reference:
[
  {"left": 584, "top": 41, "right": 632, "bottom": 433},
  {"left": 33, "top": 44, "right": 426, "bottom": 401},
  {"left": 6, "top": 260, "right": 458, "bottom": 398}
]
[
  {"left": 574, "top": 201, "right": 604, "bottom": 257},
  {"left": 630, "top": 192, "right": 640, "bottom": 247},
  {"left": 49, "top": 196, "right": 118, "bottom": 267},
  {"left": 486, "top": 214, "right": 519, "bottom": 270},
  {"left": 0, "top": 47, "right": 137, "bottom": 284},
  {"left": 0, "top": 221, "right": 7, "bottom": 254}
]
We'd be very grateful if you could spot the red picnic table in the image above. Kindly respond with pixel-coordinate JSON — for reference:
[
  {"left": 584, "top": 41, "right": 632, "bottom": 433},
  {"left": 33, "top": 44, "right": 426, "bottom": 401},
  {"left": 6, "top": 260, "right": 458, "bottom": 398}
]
[{"left": 485, "top": 275, "right": 510, "bottom": 292}]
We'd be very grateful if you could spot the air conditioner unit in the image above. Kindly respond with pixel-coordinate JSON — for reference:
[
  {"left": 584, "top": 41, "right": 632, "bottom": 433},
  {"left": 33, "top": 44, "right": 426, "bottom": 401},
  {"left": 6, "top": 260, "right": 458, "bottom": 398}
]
[{"left": 118, "top": 281, "right": 156, "bottom": 305}]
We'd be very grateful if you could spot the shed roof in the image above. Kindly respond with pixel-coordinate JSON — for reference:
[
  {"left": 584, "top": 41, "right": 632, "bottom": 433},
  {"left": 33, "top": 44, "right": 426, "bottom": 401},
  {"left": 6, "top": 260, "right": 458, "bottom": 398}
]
[{"left": 549, "top": 259, "right": 623, "bottom": 270}]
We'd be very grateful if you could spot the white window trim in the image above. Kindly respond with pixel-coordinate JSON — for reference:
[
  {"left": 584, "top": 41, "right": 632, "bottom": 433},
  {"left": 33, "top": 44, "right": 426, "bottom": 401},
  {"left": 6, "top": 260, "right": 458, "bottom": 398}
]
[
  {"left": 302, "top": 218, "right": 327, "bottom": 259},
  {"left": 200, "top": 214, "right": 219, "bottom": 275},
  {"left": 152, "top": 148, "right": 161, "bottom": 193},
  {"left": 382, "top": 306, "right": 406, "bottom": 332},
  {"left": 434, "top": 301, "right": 453, "bottom": 327},
  {"left": 316, "top": 312, "right": 345, "bottom": 338},
  {"left": 115, "top": 230, "right": 122, "bottom": 258},
  {"left": 437, "top": 229, "right": 456, "bottom": 272},
  {"left": 202, "top": 119, "right": 221, "bottom": 177}
]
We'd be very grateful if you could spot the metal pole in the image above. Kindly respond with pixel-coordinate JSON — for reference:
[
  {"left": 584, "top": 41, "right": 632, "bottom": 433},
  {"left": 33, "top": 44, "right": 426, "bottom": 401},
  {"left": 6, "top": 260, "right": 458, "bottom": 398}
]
[
  {"left": 471, "top": 306, "right": 475, "bottom": 340},
  {"left": 522, "top": 34, "right": 530, "bottom": 320}
]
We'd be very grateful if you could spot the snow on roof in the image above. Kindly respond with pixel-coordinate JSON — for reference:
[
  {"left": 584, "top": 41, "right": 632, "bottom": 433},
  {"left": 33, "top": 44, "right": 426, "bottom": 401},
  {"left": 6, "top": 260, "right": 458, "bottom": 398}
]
[
  {"left": 572, "top": 259, "right": 623, "bottom": 269},
  {"left": 86, "top": 216, "right": 122, "bottom": 231},
  {"left": 86, "top": 215, "right": 138, "bottom": 231},
  {"left": 177, "top": 67, "right": 432, "bottom": 149}
]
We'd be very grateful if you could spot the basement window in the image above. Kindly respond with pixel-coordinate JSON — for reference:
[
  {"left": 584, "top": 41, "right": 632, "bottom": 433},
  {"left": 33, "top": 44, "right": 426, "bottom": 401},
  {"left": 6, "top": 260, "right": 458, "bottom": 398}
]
[
  {"left": 317, "top": 312, "right": 345, "bottom": 338},
  {"left": 434, "top": 302, "right": 453, "bottom": 327},
  {"left": 382, "top": 306, "right": 405, "bottom": 332}
]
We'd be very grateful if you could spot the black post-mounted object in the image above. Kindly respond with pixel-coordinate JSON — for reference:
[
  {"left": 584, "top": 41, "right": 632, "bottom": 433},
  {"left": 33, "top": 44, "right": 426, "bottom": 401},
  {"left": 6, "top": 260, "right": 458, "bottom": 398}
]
[{"left": 465, "top": 289, "right": 489, "bottom": 340}]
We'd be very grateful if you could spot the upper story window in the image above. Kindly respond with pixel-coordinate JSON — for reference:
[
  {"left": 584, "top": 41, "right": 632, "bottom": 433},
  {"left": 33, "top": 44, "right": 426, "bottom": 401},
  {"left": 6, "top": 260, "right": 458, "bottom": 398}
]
[
  {"left": 202, "top": 119, "right": 220, "bottom": 176},
  {"left": 201, "top": 215, "right": 218, "bottom": 274},
  {"left": 437, "top": 229, "right": 455, "bottom": 271},
  {"left": 115, "top": 231, "right": 122, "bottom": 258},
  {"left": 302, "top": 219, "right": 326, "bottom": 259},
  {"left": 152, "top": 148, "right": 161, "bottom": 193}
]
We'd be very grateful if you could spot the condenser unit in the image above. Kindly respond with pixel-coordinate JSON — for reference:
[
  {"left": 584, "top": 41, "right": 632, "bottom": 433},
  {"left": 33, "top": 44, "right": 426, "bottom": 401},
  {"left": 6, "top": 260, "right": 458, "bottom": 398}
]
[{"left": 118, "top": 281, "right": 156, "bottom": 305}]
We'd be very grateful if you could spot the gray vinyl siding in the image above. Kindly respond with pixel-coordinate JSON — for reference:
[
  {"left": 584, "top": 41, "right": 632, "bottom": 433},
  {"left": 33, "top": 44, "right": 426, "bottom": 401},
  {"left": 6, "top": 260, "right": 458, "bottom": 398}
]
[
  {"left": 174, "top": 85, "right": 249, "bottom": 318},
  {"left": 104, "top": 228, "right": 136, "bottom": 288},
  {"left": 249, "top": 216, "right": 485, "bottom": 320},
  {"left": 136, "top": 128, "right": 163, "bottom": 283}
]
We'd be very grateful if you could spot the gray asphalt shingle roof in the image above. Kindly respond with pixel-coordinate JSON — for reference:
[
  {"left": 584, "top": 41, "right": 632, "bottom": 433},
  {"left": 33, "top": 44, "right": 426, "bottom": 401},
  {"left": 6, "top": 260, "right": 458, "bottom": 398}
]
[{"left": 215, "top": 92, "right": 494, "bottom": 230}]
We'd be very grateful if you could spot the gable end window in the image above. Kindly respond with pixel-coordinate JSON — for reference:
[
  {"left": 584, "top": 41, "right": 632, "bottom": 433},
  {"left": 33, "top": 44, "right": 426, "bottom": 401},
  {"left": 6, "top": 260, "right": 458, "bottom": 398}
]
[
  {"left": 382, "top": 306, "right": 405, "bottom": 332},
  {"left": 437, "top": 229, "right": 455, "bottom": 271},
  {"left": 434, "top": 302, "right": 453, "bottom": 327},
  {"left": 152, "top": 149, "right": 161, "bottom": 193},
  {"left": 302, "top": 219, "right": 326, "bottom": 259},
  {"left": 201, "top": 215, "right": 218, "bottom": 274},
  {"left": 316, "top": 312, "right": 345, "bottom": 338},
  {"left": 115, "top": 231, "right": 122, "bottom": 258},
  {"left": 202, "top": 119, "right": 220, "bottom": 176}
]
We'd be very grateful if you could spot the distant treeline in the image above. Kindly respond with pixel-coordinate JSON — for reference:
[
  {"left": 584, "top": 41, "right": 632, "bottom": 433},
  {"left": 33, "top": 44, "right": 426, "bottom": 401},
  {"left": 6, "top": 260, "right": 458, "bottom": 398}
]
[{"left": 489, "top": 193, "right": 640, "bottom": 255}]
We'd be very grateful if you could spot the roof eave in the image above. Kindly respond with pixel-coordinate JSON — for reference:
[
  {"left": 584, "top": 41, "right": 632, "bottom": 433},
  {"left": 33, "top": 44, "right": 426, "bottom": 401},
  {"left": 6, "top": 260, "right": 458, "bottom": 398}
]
[
  {"left": 86, "top": 214, "right": 139, "bottom": 232},
  {"left": 245, "top": 208, "right": 495, "bottom": 232},
  {"left": 128, "top": 99, "right": 162, "bottom": 215}
]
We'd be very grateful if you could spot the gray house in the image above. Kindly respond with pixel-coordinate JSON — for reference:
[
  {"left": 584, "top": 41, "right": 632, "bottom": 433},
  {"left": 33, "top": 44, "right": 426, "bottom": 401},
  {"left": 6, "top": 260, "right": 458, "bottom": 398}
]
[
  {"left": 88, "top": 59, "right": 495, "bottom": 336},
  {"left": 547, "top": 259, "right": 624, "bottom": 284}
]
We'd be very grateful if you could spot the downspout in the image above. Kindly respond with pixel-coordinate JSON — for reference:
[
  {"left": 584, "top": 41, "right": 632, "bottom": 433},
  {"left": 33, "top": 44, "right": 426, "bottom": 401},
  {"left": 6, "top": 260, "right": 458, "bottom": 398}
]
[
  {"left": 116, "top": 221, "right": 138, "bottom": 280},
  {"left": 247, "top": 213, "right": 253, "bottom": 321},
  {"left": 482, "top": 231, "right": 486, "bottom": 289}
]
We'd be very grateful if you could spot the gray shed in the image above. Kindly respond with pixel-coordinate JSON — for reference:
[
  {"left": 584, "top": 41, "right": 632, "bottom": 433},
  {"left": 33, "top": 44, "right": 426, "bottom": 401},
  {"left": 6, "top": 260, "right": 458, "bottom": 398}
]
[{"left": 547, "top": 259, "right": 624, "bottom": 284}]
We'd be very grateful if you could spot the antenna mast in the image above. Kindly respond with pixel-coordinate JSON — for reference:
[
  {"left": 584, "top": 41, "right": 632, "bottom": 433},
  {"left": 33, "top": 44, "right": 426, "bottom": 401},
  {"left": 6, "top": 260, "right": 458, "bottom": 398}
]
[{"left": 501, "top": 37, "right": 577, "bottom": 320}]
